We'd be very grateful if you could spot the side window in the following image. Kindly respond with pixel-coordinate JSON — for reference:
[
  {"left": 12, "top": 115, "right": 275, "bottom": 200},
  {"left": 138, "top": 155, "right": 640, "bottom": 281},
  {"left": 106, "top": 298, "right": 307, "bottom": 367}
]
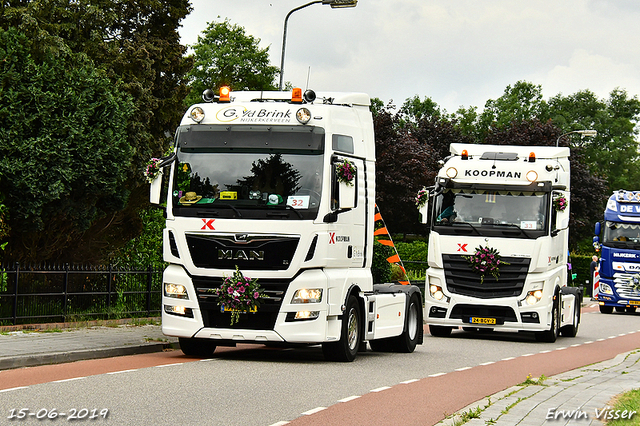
[{"left": 332, "top": 134, "right": 354, "bottom": 154}]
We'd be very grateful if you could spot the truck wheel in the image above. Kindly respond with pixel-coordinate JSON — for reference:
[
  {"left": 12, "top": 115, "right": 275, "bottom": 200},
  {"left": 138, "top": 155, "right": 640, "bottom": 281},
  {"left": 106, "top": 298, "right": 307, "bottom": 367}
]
[
  {"left": 393, "top": 293, "right": 422, "bottom": 353},
  {"left": 626, "top": 307, "right": 636, "bottom": 313},
  {"left": 179, "top": 337, "right": 217, "bottom": 357},
  {"left": 322, "top": 295, "right": 361, "bottom": 362},
  {"left": 599, "top": 305, "right": 613, "bottom": 314},
  {"left": 536, "top": 294, "right": 560, "bottom": 342},
  {"left": 429, "top": 325, "right": 452, "bottom": 337},
  {"left": 615, "top": 306, "right": 626, "bottom": 313}
]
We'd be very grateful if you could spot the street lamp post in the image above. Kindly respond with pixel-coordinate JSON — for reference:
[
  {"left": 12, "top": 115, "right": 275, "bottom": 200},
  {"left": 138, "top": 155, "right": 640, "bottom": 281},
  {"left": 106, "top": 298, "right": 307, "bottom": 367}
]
[
  {"left": 279, "top": 0, "right": 358, "bottom": 90},
  {"left": 556, "top": 129, "right": 598, "bottom": 147}
]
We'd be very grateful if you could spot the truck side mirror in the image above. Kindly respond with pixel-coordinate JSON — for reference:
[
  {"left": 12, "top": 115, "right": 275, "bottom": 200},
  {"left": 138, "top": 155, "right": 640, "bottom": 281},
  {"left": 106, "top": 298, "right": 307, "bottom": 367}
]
[
  {"left": 333, "top": 158, "right": 356, "bottom": 210},
  {"left": 594, "top": 221, "right": 601, "bottom": 236},
  {"left": 338, "top": 181, "right": 356, "bottom": 209},
  {"left": 149, "top": 173, "right": 163, "bottom": 204},
  {"left": 554, "top": 193, "right": 570, "bottom": 231},
  {"left": 148, "top": 152, "right": 177, "bottom": 205}
]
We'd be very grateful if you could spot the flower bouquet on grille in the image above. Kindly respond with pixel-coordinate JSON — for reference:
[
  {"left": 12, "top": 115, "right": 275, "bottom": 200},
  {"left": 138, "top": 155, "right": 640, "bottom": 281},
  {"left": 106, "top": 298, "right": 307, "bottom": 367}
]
[
  {"left": 214, "top": 266, "right": 265, "bottom": 326},
  {"left": 629, "top": 273, "right": 640, "bottom": 292},
  {"left": 463, "top": 245, "right": 509, "bottom": 284}
]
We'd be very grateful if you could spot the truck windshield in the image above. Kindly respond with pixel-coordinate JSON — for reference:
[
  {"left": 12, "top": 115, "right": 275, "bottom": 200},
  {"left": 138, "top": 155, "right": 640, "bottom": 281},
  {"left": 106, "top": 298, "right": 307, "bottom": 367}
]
[
  {"left": 603, "top": 221, "right": 640, "bottom": 248},
  {"left": 433, "top": 189, "right": 548, "bottom": 238},
  {"left": 171, "top": 125, "right": 325, "bottom": 220}
]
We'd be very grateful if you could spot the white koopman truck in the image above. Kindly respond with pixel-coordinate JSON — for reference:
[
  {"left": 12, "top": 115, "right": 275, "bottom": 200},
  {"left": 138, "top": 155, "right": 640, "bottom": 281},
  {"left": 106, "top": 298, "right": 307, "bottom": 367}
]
[
  {"left": 418, "top": 143, "right": 582, "bottom": 342},
  {"left": 149, "top": 87, "right": 423, "bottom": 361}
]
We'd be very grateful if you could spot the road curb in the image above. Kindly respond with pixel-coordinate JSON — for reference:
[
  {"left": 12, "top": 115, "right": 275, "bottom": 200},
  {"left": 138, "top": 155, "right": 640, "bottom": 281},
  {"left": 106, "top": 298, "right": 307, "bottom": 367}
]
[{"left": 0, "top": 341, "right": 178, "bottom": 371}]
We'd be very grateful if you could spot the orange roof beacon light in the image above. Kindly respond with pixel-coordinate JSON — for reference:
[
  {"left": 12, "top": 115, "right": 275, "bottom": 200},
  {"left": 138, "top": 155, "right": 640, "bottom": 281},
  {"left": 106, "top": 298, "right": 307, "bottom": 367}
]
[
  {"left": 461, "top": 149, "right": 468, "bottom": 160},
  {"left": 528, "top": 152, "right": 536, "bottom": 162},
  {"left": 219, "top": 86, "right": 231, "bottom": 103},
  {"left": 291, "top": 88, "right": 303, "bottom": 103}
]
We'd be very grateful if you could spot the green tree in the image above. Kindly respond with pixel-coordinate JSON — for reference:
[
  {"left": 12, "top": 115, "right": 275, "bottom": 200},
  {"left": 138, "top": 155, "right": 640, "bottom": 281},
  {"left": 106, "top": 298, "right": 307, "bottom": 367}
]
[
  {"left": 0, "top": 0, "right": 192, "bottom": 262},
  {"left": 477, "top": 81, "right": 551, "bottom": 137},
  {"left": 185, "top": 19, "right": 279, "bottom": 105},
  {"left": 0, "top": 26, "right": 134, "bottom": 262},
  {"left": 549, "top": 88, "right": 640, "bottom": 191}
]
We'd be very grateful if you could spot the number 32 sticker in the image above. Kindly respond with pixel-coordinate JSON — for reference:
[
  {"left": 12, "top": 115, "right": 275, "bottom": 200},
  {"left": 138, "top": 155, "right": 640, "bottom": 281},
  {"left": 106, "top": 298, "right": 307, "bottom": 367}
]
[{"left": 287, "top": 196, "right": 310, "bottom": 209}]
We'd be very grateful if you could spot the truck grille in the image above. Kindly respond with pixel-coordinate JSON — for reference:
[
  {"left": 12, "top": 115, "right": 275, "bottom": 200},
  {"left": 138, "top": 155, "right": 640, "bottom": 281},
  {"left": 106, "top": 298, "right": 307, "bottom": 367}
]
[
  {"left": 192, "top": 276, "right": 289, "bottom": 330},
  {"left": 613, "top": 273, "right": 640, "bottom": 299},
  {"left": 443, "top": 254, "right": 530, "bottom": 299},
  {"left": 186, "top": 233, "right": 299, "bottom": 271}
]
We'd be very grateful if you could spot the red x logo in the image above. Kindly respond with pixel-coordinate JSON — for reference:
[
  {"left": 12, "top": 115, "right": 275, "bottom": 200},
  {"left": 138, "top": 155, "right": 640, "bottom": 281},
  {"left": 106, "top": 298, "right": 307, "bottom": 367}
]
[
  {"left": 201, "top": 219, "right": 215, "bottom": 230},
  {"left": 457, "top": 243, "right": 468, "bottom": 252},
  {"left": 329, "top": 232, "right": 336, "bottom": 244}
]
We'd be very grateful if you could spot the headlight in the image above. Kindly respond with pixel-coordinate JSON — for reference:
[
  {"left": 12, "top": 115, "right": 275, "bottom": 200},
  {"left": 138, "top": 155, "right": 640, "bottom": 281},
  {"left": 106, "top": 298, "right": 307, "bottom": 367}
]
[
  {"left": 292, "top": 288, "right": 322, "bottom": 304},
  {"left": 165, "top": 283, "right": 188, "bottom": 299},
  {"left": 164, "top": 305, "right": 194, "bottom": 318},
  {"left": 600, "top": 283, "right": 614, "bottom": 295},
  {"left": 524, "top": 289, "right": 544, "bottom": 305},
  {"left": 190, "top": 107, "right": 205, "bottom": 123},
  {"left": 295, "top": 311, "right": 319, "bottom": 320},
  {"left": 429, "top": 284, "right": 445, "bottom": 301},
  {"left": 296, "top": 108, "right": 311, "bottom": 124}
]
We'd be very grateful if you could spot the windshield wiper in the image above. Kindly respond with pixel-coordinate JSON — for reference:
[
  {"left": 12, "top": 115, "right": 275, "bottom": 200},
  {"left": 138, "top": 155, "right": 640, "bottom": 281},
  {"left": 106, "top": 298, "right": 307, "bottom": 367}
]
[
  {"left": 436, "top": 221, "right": 482, "bottom": 236},
  {"left": 493, "top": 223, "right": 534, "bottom": 239},
  {"left": 267, "top": 205, "right": 304, "bottom": 219},
  {"left": 211, "top": 203, "right": 243, "bottom": 218}
]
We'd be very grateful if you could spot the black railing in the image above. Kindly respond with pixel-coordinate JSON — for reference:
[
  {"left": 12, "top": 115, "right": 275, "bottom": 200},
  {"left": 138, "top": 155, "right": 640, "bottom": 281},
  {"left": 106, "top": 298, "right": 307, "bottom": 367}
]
[{"left": 0, "top": 263, "right": 163, "bottom": 326}]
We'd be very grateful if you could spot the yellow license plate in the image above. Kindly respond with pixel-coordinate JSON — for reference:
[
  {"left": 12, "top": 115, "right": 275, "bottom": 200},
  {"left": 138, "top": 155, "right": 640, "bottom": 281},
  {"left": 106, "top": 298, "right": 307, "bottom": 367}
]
[
  {"left": 629, "top": 300, "right": 640, "bottom": 306},
  {"left": 222, "top": 305, "right": 257, "bottom": 313},
  {"left": 470, "top": 317, "right": 497, "bottom": 325}
]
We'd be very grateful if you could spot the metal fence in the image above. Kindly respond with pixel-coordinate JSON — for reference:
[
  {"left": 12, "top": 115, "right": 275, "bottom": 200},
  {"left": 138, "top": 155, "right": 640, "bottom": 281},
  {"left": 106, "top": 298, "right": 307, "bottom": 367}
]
[{"left": 0, "top": 263, "right": 163, "bottom": 326}]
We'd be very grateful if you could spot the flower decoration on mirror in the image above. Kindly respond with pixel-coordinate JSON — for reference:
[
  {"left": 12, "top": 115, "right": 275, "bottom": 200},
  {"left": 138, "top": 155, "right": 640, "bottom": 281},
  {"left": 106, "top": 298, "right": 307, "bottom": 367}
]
[
  {"left": 144, "top": 158, "right": 162, "bottom": 183},
  {"left": 553, "top": 196, "right": 567, "bottom": 212},
  {"left": 336, "top": 159, "right": 356, "bottom": 186},
  {"left": 415, "top": 187, "right": 429, "bottom": 208}
]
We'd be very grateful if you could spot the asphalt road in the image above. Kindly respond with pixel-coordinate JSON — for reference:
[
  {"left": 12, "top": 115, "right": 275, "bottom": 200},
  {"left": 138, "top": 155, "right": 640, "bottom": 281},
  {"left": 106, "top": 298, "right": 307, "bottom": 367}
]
[{"left": 0, "top": 305, "right": 638, "bottom": 426}]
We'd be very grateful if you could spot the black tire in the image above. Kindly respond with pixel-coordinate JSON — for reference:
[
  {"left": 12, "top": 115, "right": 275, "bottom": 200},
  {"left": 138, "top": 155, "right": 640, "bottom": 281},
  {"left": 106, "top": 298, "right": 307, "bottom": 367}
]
[
  {"left": 599, "top": 305, "right": 614, "bottom": 314},
  {"left": 615, "top": 306, "right": 626, "bottom": 313},
  {"left": 429, "top": 325, "right": 453, "bottom": 337},
  {"left": 626, "top": 307, "right": 636, "bottom": 313},
  {"left": 179, "top": 337, "right": 217, "bottom": 357},
  {"left": 322, "top": 295, "right": 361, "bottom": 362},
  {"left": 392, "top": 293, "right": 422, "bottom": 353},
  {"left": 536, "top": 293, "right": 560, "bottom": 342}
]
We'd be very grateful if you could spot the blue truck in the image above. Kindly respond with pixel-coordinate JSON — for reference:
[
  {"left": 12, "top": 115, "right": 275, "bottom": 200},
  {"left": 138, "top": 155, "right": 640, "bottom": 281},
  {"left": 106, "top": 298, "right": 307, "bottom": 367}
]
[{"left": 593, "top": 190, "right": 640, "bottom": 313}]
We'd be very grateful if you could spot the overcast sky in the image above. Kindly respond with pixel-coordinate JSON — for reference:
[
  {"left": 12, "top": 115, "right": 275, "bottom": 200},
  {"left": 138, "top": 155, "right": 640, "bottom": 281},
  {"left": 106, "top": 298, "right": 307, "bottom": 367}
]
[{"left": 179, "top": 0, "right": 640, "bottom": 114}]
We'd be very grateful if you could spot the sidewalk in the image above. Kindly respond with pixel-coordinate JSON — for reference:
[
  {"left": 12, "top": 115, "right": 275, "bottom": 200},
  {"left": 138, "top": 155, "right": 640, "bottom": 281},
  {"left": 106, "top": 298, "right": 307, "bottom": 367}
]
[
  {"left": 441, "top": 350, "right": 640, "bottom": 426},
  {"left": 0, "top": 320, "right": 178, "bottom": 370}
]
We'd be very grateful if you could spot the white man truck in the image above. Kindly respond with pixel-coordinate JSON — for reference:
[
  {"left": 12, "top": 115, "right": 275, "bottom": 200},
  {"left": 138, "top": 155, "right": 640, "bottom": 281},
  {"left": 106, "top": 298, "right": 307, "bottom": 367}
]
[
  {"left": 418, "top": 143, "right": 581, "bottom": 342},
  {"left": 149, "top": 87, "right": 423, "bottom": 361}
]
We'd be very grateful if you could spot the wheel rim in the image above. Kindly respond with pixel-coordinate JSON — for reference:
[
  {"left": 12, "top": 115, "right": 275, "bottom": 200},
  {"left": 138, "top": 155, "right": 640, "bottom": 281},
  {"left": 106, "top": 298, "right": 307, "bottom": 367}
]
[
  {"left": 347, "top": 307, "right": 358, "bottom": 351},
  {"left": 408, "top": 302, "right": 418, "bottom": 340}
]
